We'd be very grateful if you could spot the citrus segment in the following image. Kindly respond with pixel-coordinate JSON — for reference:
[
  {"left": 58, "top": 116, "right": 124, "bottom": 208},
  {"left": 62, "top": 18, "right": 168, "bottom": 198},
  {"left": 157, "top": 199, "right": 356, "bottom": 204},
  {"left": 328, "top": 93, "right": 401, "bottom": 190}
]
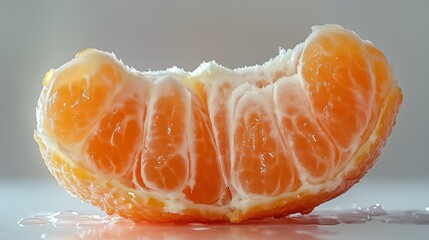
[
  {"left": 301, "top": 30, "right": 374, "bottom": 152},
  {"left": 141, "top": 77, "right": 190, "bottom": 192},
  {"left": 184, "top": 92, "right": 224, "bottom": 205},
  {"left": 84, "top": 79, "right": 147, "bottom": 178},
  {"left": 273, "top": 78, "right": 338, "bottom": 180},
  {"left": 231, "top": 85, "right": 300, "bottom": 196},
  {"left": 45, "top": 55, "right": 122, "bottom": 146}
]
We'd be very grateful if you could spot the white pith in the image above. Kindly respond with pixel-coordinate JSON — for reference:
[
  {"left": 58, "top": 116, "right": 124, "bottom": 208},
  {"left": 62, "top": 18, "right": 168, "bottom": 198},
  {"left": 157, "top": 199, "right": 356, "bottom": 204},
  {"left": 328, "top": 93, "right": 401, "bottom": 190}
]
[{"left": 35, "top": 25, "right": 391, "bottom": 216}]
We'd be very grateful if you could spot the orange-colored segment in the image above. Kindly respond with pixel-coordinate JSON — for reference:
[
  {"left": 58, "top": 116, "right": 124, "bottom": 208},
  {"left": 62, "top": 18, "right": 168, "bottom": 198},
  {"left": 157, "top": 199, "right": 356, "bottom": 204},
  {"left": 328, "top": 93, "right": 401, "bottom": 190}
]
[
  {"left": 233, "top": 89, "right": 300, "bottom": 196},
  {"left": 141, "top": 77, "right": 189, "bottom": 192},
  {"left": 301, "top": 31, "right": 374, "bottom": 151},
  {"left": 86, "top": 97, "right": 143, "bottom": 177},
  {"left": 184, "top": 93, "right": 224, "bottom": 204},
  {"left": 46, "top": 63, "right": 122, "bottom": 145},
  {"left": 274, "top": 79, "right": 338, "bottom": 179}
]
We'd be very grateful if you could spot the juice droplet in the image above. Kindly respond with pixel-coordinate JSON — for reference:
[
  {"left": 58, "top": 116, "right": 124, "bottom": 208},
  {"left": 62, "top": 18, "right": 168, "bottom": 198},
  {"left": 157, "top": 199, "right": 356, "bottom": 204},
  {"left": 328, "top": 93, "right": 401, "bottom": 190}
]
[
  {"left": 18, "top": 211, "right": 120, "bottom": 228},
  {"left": 365, "top": 204, "right": 387, "bottom": 216},
  {"left": 17, "top": 217, "right": 47, "bottom": 227},
  {"left": 284, "top": 204, "right": 429, "bottom": 225}
]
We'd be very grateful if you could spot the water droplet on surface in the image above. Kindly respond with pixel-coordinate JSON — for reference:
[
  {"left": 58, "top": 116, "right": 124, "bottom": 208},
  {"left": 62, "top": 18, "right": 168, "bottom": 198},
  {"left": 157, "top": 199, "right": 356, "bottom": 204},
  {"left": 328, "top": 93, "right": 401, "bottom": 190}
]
[
  {"left": 17, "top": 217, "right": 47, "bottom": 226},
  {"left": 283, "top": 204, "right": 429, "bottom": 225},
  {"left": 365, "top": 203, "right": 387, "bottom": 216}
]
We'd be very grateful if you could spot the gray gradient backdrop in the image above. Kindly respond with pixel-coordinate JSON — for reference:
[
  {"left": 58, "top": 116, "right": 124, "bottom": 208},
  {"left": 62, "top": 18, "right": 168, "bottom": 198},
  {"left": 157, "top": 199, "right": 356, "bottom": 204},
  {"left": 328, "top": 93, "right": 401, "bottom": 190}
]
[{"left": 0, "top": 1, "right": 428, "bottom": 182}]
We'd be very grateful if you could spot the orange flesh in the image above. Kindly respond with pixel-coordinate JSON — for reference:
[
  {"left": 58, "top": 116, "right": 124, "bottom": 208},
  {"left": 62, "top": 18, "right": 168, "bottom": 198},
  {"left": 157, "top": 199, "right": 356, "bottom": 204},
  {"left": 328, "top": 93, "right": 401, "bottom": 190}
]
[
  {"left": 232, "top": 90, "right": 300, "bottom": 196},
  {"left": 302, "top": 32, "right": 374, "bottom": 151},
  {"left": 46, "top": 64, "right": 121, "bottom": 145},
  {"left": 183, "top": 93, "right": 224, "bottom": 204},
  {"left": 36, "top": 25, "right": 402, "bottom": 222},
  {"left": 86, "top": 97, "right": 142, "bottom": 175},
  {"left": 141, "top": 78, "right": 189, "bottom": 191},
  {"left": 273, "top": 79, "right": 339, "bottom": 179}
]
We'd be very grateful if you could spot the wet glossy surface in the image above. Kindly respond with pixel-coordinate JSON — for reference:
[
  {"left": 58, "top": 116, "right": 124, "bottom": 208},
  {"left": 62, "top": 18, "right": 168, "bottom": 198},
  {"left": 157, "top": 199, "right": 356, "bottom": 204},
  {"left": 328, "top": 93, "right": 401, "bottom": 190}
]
[
  {"left": 2, "top": 180, "right": 429, "bottom": 239},
  {"left": 14, "top": 219, "right": 429, "bottom": 240},
  {"left": 16, "top": 204, "right": 429, "bottom": 228}
]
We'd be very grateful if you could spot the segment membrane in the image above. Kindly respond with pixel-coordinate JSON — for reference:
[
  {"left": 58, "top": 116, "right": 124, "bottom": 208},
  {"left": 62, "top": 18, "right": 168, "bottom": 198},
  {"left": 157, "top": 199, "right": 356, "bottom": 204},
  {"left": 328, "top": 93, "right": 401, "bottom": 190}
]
[
  {"left": 273, "top": 78, "right": 338, "bottom": 180},
  {"left": 231, "top": 85, "right": 300, "bottom": 197},
  {"left": 141, "top": 77, "right": 190, "bottom": 192},
  {"left": 46, "top": 64, "right": 122, "bottom": 145},
  {"left": 184, "top": 93, "right": 224, "bottom": 204},
  {"left": 301, "top": 31, "right": 375, "bottom": 153},
  {"left": 207, "top": 81, "right": 234, "bottom": 186},
  {"left": 84, "top": 79, "right": 148, "bottom": 182}
]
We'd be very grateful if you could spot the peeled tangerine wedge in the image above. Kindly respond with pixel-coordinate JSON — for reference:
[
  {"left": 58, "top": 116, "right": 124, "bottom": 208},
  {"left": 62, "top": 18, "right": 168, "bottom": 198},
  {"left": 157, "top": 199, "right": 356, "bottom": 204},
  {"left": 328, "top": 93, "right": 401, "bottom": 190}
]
[{"left": 35, "top": 25, "right": 402, "bottom": 223}]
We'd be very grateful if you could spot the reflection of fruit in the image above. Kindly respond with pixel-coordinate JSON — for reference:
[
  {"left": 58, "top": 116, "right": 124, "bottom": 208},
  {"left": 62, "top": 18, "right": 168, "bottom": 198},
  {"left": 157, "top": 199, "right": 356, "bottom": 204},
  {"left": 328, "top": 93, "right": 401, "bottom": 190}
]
[
  {"left": 35, "top": 24, "right": 402, "bottom": 223},
  {"left": 48, "top": 219, "right": 330, "bottom": 240}
]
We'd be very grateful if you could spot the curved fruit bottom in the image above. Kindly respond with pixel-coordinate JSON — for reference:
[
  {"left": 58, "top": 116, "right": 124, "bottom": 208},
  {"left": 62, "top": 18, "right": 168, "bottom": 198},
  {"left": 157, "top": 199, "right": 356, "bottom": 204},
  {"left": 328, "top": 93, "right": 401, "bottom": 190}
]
[{"left": 34, "top": 87, "right": 401, "bottom": 223}]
